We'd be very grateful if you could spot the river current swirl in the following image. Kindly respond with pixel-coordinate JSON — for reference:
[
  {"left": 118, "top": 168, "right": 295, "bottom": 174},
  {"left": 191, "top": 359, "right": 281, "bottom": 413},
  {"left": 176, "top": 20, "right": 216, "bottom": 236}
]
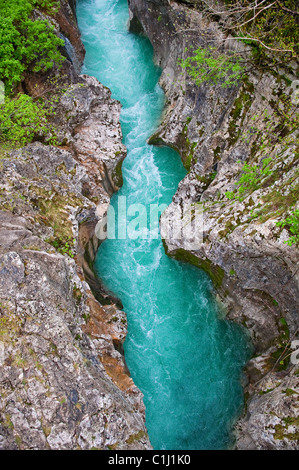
[{"left": 77, "top": 0, "right": 252, "bottom": 450}]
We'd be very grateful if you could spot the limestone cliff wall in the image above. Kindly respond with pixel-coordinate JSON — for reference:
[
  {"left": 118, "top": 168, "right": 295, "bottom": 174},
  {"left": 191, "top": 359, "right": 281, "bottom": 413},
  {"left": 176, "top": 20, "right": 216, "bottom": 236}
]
[
  {"left": 0, "top": 1, "right": 151, "bottom": 450},
  {"left": 1, "top": 0, "right": 298, "bottom": 451},
  {"left": 128, "top": 0, "right": 299, "bottom": 450}
]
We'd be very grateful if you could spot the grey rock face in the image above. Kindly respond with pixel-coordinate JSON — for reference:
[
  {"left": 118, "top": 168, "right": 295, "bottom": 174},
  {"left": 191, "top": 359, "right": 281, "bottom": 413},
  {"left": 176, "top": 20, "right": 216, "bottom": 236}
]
[
  {"left": 235, "top": 369, "right": 299, "bottom": 450},
  {"left": 0, "top": 139, "right": 150, "bottom": 450},
  {"left": 128, "top": 0, "right": 299, "bottom": 450},
  {"left": 0, "top": 4, "right": 151, "bottom": 449}
]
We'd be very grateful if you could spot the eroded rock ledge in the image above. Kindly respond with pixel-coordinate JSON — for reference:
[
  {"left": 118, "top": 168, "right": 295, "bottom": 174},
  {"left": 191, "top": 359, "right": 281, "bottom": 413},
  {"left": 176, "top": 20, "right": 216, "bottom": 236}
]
[
  {"left": 128, "top": 0, "right": 299, "bottom": 450},
  {"left": 0, "top": 1, "right": 151, "bottom": 450}
]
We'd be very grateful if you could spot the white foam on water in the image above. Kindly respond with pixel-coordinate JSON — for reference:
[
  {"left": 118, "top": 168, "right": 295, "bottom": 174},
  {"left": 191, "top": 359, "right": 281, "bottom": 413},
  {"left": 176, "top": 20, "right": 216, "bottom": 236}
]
[{"left": 77, "top": 0, "right": 252, "bottom": 450}]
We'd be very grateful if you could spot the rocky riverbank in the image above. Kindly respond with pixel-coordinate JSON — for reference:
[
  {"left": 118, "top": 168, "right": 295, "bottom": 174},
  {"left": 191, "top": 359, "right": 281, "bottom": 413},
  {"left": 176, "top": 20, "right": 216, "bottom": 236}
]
[
  {"left": 128, "top": 0, "right": 299, "bottom": 450},
  {"left": 1, "top": 0, "right": 298, "bottom": 451},
  {"left": 0, "top": 0, "right": 151, "bottom": 450}
]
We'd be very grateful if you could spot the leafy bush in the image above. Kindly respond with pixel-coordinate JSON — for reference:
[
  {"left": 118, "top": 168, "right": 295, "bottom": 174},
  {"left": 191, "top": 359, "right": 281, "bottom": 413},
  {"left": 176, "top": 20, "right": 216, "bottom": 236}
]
[
  {"left": 31, "top": 0, "right": 59, "bottom": 9},
  {"left": 0, "top": 95, "right": 44, "bottom": 145},
  {"left": 178, "top": 46, "right": 245, "bottom": 88},
  {"left": 238, "top": 157, "right": 272, "bottom": 194},
  {"left": 46, "top": 236, "right": 76, "bottom": 258},
  {"left": 0, "top": 94, "right": 56, "bottom": 146},
  {"left": 276, "top": 210, "right": 299, "bottom": 246},
  {"left": 225, "top": 157, "right": 273, "bottom": 200},
  {"left": 0, "top": 0, "right": 64, "bottom": 92}
]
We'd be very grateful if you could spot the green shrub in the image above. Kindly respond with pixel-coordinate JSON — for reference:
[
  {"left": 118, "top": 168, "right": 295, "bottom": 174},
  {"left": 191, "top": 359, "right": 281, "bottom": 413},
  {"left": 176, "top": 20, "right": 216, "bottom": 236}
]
[
  {"left": 46, "top": 236, "right": 76, "bottom": 258},
  {"left": 178, "top": 46, "right": 245, "bottom": 88},
  {"left": 0, "top": 93, "right": 59, "bottom": 147},
  {"left": 0, "top": 94, "right": 48, "bottom": 146},
  {"left": 225, "top": 157, "right": 273, "bottom": 200},
  {"left": 276, "top": 210, "right": 299, "bottom": 246},
  {"left": 238, "top": 157, "right": 273, "bottom": 194},
  {"left": 0, "top": 0, "right": 64, "bottom": 93}
]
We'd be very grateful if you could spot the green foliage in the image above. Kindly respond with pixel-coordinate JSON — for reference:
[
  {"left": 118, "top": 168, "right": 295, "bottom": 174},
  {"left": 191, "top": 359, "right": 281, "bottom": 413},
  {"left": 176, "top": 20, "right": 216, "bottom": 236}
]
[
  {"left": 0, "top": 0, "right": 64, "bottom": 92},
  {"left": 238, "top": 157, "right": 273, "bottom": 194},
  {"left": 0, "top": 94, "right": 47, "bottom": 146},
  {"left": 178, "top": 46, "right": 245, "bottom": 88},
  {"left": 276, "top": 210, "right": 299, "bottom": 246},
  {"left": 31, "top": 0, "right": 59, "bottom": 10},
  {"left": 225, "top": 157, "right": 273, "bottom": 200},
  {"left": 0, "top": 93, "right": 59, "bottom": 146},
  {"left": 225, "top": 191, "right": 235, "bottom": 200},
  {"left": 0, "top": 1, "right": 66, "bottom": 148},
  {"left": 47, "top": 236, "right": 76, "bottom": 257}
]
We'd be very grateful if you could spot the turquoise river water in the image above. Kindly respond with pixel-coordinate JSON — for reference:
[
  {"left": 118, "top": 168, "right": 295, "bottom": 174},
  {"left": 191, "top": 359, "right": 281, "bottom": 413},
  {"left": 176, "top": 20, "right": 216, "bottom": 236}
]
[{"left": 77, "top": 0, "right": 252, "bottom": 450}]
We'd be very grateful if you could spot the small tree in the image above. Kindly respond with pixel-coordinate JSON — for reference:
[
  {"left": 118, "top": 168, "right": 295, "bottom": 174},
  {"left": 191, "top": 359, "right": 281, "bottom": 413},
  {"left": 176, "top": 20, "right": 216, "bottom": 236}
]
[{"left": 178, "top": 46, "right": 245, "bottom": 88}]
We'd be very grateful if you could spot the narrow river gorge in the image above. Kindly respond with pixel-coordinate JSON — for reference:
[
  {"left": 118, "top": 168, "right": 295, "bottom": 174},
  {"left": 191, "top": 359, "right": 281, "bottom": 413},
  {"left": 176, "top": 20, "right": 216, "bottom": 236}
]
[{"left": 77, "top": 0, "right": 252, "bottom": 450}]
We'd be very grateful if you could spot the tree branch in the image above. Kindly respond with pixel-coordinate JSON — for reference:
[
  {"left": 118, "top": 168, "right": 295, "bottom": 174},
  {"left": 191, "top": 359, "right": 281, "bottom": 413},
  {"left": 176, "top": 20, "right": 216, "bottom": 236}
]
[
  {"left": 234, "top": 1, "right": 276, "bottom": 28},
  {"left": 224, "top": 35, "right": 294, "bottom": 53},
  {"left": 275, "top": 0, "right": 299, "bottom": 15}
]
